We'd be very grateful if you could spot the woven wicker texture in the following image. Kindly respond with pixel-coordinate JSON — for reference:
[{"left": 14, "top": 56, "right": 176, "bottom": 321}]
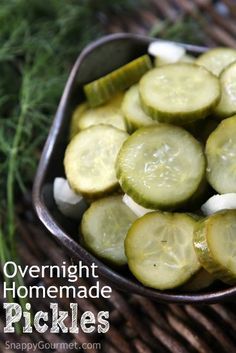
[
  {"left": 107, "top": 0, "right": 236, "bottom": 48},
  {"left": 1, "top": 1, "right": 236, "bottom": 352}
]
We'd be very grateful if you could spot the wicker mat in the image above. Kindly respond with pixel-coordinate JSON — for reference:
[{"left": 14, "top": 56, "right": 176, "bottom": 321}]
[{"left": 1, "top": 1, "right": 236, "bottom": 352}]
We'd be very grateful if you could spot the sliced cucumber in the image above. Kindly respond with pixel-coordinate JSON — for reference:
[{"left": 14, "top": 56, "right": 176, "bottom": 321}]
[
  {"left": 201, "top": 193, "right": 236, "bottom": 216},
  {"left": 121, "top": 85, "right": 155, "bottom": 132},
  {"left": 193, "top": 210, "right": 236, "bottom": 284},
  {"left": 70, "top": 94, "right": 126, "bottom": 137},
  {"left": 205, "top": 115, "right": 236, "bottom": 194},
  {"left": 181, "top": 268, "right": 215, "bottom": 292},
  {"left": 214, "top": 62, "right": 236, "bottom": 119},
  {"left": 64, "top": 125, "right": 128, "bottom": 197},
  {"left": 78, "top": 108, "right": 126, "bottom": 132},
  {"left": 116, "top": 125, "right": 205, "bottom": 210},
  {"left": 154, "top": 54, "right": 195, "bottom": 67},
  {"left": 84, "top": 55, "right": 152, "bottom": 107},
  {"left": 125, "top": 212, "right": 200, "bottom": 290},
  {"left": 139, "top": 64, "right": 220, "bottom": 124},
  {"left": 186, "top": 213, "right": 203, "bottom": 221},
  {"left": 79, "top": 94, "right": 126, "bottom": 132},
  {"left": 81, "top": 196, "right": 137, "bottom": 266},
  {"left": 196, "top": 47, "right": 236, "bottom": 76},
  {"left": 179, "top": 54, "right": 195, "bottom": 63},
  {"left": 70, "top": 103, "right": 87, "bottom": 139}
]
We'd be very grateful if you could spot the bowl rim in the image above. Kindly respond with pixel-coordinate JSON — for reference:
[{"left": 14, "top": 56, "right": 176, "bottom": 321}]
[{"left": 33, "top": 32, "right": 236, "bottom": 303}]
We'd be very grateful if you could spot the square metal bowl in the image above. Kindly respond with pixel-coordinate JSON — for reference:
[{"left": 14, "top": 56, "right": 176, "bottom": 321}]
[{"left": 33, "top": 33, "right": 236, "bottom": 303}]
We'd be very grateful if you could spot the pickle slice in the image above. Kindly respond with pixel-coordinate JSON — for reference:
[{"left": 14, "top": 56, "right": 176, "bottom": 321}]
[
  {"left": 179, "top": 54, "right": 195, "bottom": 63},
  {"left": 193, "top": 210, "right": 236, "bottom": 284},
  {"left": 79, "top": 94, "right": 126, "bottom": 133},
  {"left": 196, "top": 47, "right": 236, "bottom": 76},
  {"left": 139, "top": 63, "right": 220, "bottom": 124},
  {"left": 125, "top": 212, "right": 200, "bottom": 290},
  {"left": 81, "top": 196, "right": 137, "bottom": 266},
  {"left": 181, "top": 268, "right": 215, "bottom": 292},
  {"left": 116, "top": 125, "right": 205, "bottom": 210},
  {"left": 70, "top": 103, "right": 87, "bottom": 139},
  {"left": 154, "top": 54, "right": 195, "bottom": 67},
  {"left": 64, "top": 125, "right": 128, "bottom": 197},
  {"left": 205, "top": 115, "right": 236, "bottom": 194},
  {"left": 121, "top": 85, "right": 155, "bottom": 132},
  {"left": 84, "top": 55, "right": 152, "bottom": 107},
  {"left": 214, "top": 62, "right": 236, "bottom": 119}
]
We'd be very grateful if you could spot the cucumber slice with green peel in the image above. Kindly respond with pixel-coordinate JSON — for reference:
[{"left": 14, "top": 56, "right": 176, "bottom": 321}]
[
  {"left": 70, "top": 94, "right": 126, "bottom": 138},
  {"left": 179, "top": 54, "right": 195, "bottom": 63},
  {"left": 105, "top": 92, "right": 125, "bottom": 108},
  {"left": 205, "top": 115, "right": 236, "bottom": 194},
  {"left": 84, "top": 55, "right": 152, "bottom": 107},
  {"left": 214, "top": 62, "right": 236, "bottom": 119},
  {"left": 196, "top": 47, "right": 236, "bottom": 76},
  {"left": 70, "top": 103, "right": 87, "bottom": 139},
  {"left": 64, "top": 125, "right": 128, "bottom": 197},
  {"left": 121, "top": 85, "right": 155, "bottom": 132},
  {"left": 186, "top": 213, "right": 203, "bottom": 221},
  {"left": 193, "top": 210, "right": 236, "bottom": 284},
  {"left": 116, "top": 125, "right": 206, "bottom": 210},
  {"left": 139, "top": 63, "right": 221, "bottom": 124},
  {"left": 79, "top": 95, "right": 126, "bottom": 132},
  {"left": 81, "top": 196, "right": 137, "bottom": 266},
  {"left": 125, "top": 212, "right": 200, "bottom": 290},
  {"left": 181, "top": 268, "right": 215, "bottom": 292},
  {"left": 78, "top": 108, "right": 126, "bottom": 132},
  {"left": 154, "top": 54, "right": 195, "bottom": 67}
]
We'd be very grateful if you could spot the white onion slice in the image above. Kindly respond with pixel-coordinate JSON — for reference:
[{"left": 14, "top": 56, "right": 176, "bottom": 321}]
[
  {"left": 53, "top": 177, "right": 87, "bottom": 219},
  {"left": 201, "top": 193, "right": 236, "bottom": 216},
  {"left": 148, "top": 41, "right": 185, "bottom": 64},
  {"left": 122, "top": 194, "right": 154, "bottom": 217}
]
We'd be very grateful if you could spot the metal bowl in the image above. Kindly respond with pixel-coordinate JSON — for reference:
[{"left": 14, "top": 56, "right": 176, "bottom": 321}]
[{"left": 33, "top": 33, "right": 236, "bottom": 303}]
